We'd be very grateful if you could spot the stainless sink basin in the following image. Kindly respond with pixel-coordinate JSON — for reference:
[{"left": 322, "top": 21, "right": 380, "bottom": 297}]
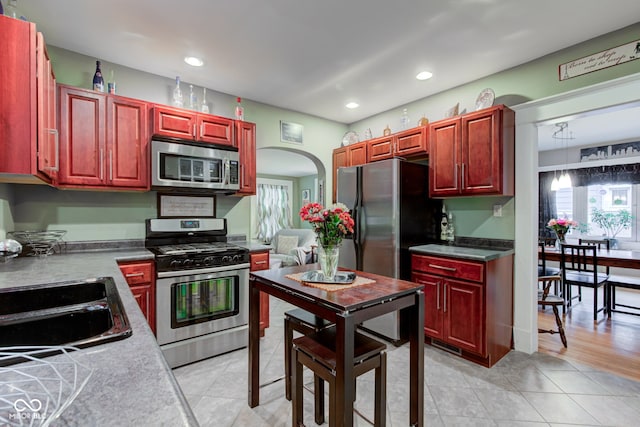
[{"left": 0, "top": 277, "right": 132, "bottom": 364}]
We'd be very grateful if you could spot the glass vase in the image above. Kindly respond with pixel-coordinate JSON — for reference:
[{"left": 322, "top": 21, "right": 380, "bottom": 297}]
[
  {"left": 554, "top": 230, "right": 566, "bottom": 249},
  {"left": 318, "top": 244, "right": 339, "bottom": 281}
]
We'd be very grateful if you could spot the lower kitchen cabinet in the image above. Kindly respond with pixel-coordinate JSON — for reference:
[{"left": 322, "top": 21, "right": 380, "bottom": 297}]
[
  {"left": 411, "top": 252, "right": 513, "bottom": 367},
  {"left": 118, "top": 260, "right": 156, "bottom": 335},
  {"left": 250, "top": 250, "right": 270, "bottom": 337}
]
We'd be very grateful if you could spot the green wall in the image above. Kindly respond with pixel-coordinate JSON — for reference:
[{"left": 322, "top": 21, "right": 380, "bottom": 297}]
[{"left": 2, "top": 23, "right": 639, "bottom": 242}]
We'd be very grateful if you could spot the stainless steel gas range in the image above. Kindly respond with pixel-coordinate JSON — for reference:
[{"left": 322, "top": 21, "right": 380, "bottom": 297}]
[{"left": 145, "top": 218, "right": 250, "bottom": 368}]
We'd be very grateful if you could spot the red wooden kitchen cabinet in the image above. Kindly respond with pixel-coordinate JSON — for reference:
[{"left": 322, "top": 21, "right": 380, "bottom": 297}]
[
  {"left": 118, "top": 260, "right": 156, "bottom": 335},
  {"left": 250, "top": 251, "right": 270, "bottom": 337},
  {"left": 429, "top": 105, "right": 514, "bottom": 197},
  {"left": 0, "top": 16, "right": 57, "bottom": 183},
  {"left": 366, "top": 126, "right": 427, "bottom": 163},
  {"left": 234, "top": 121, "right": 256, "bottom": 195},
  {"left": 57, "top": 85, "right": 149, "bottom": 190},
  {"left": 151, "top": 105, "right": 234, "bottom": 146},
  {"left": 332, "top": 141, "right": 367, "bottom": 202},
  {"left": 411, "top": 252, "right": 513, "bottom": 367}
]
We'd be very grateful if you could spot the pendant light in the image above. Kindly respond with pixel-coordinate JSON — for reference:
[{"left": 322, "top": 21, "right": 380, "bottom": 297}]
[{"left": 552, "top": 122, "right": 575, "bottom": 190}]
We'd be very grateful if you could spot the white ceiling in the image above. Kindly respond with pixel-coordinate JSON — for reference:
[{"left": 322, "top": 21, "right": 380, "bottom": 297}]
[
  {"left": 18, "top": 0, "right": 640, "bottom": 125},
  {"left": 16, "top": 1, "right": 640, "bottom": 175}
]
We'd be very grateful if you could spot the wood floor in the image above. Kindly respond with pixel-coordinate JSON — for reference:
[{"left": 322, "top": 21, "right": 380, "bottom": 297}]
[{"left": 537, "top": 285, "right": 640, "bottom": 381}]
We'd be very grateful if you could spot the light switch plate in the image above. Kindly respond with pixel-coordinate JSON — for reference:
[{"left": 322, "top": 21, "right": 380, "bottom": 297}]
[{"left": 493, "top": 204, "right": 503, "bottom": 217}]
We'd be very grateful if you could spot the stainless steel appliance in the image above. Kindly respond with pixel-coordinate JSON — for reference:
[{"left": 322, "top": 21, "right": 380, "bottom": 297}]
[
  {"left": 337, "top": 158, "right": 442, "bottom": 343},
  {"left": 145, "top": 218, "right": 250, "bottom": 368},
  {"left": 151, "top": 139, "right": 240, "bottom": 192}
]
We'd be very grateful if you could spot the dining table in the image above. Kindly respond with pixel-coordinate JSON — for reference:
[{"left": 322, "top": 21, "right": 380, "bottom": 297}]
[
  {"left": 248, "top": 263, "right": 425, "bottom": 427},
  {"left": 541, "top": 246, "right": 640, "bottom": 269}
]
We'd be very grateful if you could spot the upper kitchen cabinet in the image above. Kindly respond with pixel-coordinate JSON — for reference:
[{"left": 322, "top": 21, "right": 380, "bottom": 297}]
[
  {"left": 151, "top": 105, "right": 234, "bottom": 147},
  {"left": 234, "top": 121, "right": 257, "bottom": 195},
  {"left": 332, "top": 141, "right": 367, "bottom": 202},
  {"left": 0, "top": 16, "right": 57, "bottom": 183},
  {"left": 367, "top": 126, "right": 427, "bottom": 163},
  {"left": 429, "top": 105, "right": 515, "bottom": 198},
  {"left": 57, "top": 85, "right": 149, "bottom": 190}
]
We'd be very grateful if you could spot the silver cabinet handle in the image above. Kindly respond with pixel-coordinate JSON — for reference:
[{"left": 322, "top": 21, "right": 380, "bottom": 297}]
[
  {"left": 200, "top": 123, "right": 204, "bottom": 137},
  {"left": 428, "top": 264, "right": 457, "bottom": 272},
  {"left": 193, "top": 123, "right": 197, "bottom": 137},
  {"left": 100, "top": 148, "right": 104, "bottom": 180},
  {"left": 48, "top": 129, "right": 59, "bottom": 172},
  {"left": 443, "top": 282, "right": 448, "bottom": 312},
  {"left": 253, "top": 260, "right": 267, "bottom": 265},
  {"left": 461, "top": 163, "right": 465, "bottom": 189},
  {"left": 436, "top": 281, "right": 441, "bottom": 310},
  {"left": 109, "top": 150, "right": 113, "bottom": 181},
  {"left": 125, "top": 272, "right": 145, "bottom": 278}
]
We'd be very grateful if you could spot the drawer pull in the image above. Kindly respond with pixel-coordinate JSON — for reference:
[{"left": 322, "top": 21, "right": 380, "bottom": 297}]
[
  {"left": 253, "top": 260, "right": 267, "bottom": 265},
  {"left": 125, "top": 272, "right": 145, "bottom": 278},
  {"left": 428, "top": 264, "right": 457, "bottom": 272}
]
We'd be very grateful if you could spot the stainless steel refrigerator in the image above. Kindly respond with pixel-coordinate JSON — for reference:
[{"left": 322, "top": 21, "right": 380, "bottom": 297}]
[{"left": 337, "top": 158, "right": 442, "bottom": 343}]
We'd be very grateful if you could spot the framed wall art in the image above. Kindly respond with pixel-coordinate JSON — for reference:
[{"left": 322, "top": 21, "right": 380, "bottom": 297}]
[{"left": 280, "top": 121, "right": 304, "bottom": 144}]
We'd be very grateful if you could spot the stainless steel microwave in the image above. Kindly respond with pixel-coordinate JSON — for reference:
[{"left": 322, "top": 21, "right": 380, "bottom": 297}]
[{"left": 151, "top": 139, "right": 240, "bottom": 192}]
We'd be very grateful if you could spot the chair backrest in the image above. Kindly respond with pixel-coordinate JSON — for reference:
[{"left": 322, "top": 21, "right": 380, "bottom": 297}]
[
  {"left": 559, "top": 243, "right": 601, "bottom": 282},
  {"left": 538, "top": 241, "right": 547, "bottom": 269},
  {"left": 578, "top": 238, "right": 610, "bottom": 274},
  {"left": 538, "top": 275, "right": 562, "bottom": 301},
  {"left": 578, "top": 238, "right": 610, "bottom": 250},
  {"left": 539, "top": 236, "right": 556, "bottom": 247}
]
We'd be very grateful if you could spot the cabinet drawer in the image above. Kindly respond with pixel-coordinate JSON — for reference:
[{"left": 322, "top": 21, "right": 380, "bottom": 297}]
[
  {"left": 119, "top": 261, "right": 154, "bottom": 285},
  {"left": 250, "top": 251, "right": 270, "bottom": 271},
  {"left": 411, "top": 255, "right": 484, "bottom": 283}
]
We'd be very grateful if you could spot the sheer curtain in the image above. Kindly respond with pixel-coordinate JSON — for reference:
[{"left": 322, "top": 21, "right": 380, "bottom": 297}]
[{"left": 256, "top": 183, "right": 293, "bottom": 243}]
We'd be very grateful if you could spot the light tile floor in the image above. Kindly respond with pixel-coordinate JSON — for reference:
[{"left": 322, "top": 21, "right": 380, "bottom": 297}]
[{"left": 173, "top": 297, "right": 640, "bottom": 426}]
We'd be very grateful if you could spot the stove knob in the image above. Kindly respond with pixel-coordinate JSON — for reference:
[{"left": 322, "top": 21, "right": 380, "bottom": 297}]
[
  {"left": 203, "top": 256, "right": 214, "bottom": 265},
  {"left": 222, "top": 255, "right": 231, "bottom": 263},
  {"left": 170, "top": 259, "right": 182, "bottom": 268},
  {"left": 232, "top": 255, "right": 240, "bottom": 263},
  {"left": 183, "top": 259, "right": 194, "bottom": 267}
]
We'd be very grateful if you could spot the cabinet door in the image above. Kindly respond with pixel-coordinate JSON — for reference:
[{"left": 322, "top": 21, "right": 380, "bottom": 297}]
[
  {"left": 429, "top": 118, "right": 461, "bottom": 197},
  {"left": 0, "top": 16, "right": 37, "bottom": 177},
  {"left": 395, "top": 126, "right": 427, "bottom": 158},
  {"left": 235, "top": 121, "right": 256, "bottom": 195},
  {"left": 36, "top": 32, "right": 58, "bottom": 180},
  {"left": 461, "top": 108, "right": 502, "bottom": 194},
  {"left": 332, "top": 147, "right": 348, "bottom": 203},
  {"left": 152, "top": 106, "right": 196, "bottom": 140},
  {"left": 367, "top": 135, "right": 394, "bottom": 162},
  {"left": 443, "top": 278, "right": 485, "bottom": 355},
  {"left": 412, "top": 272, "right": 444, "bottom": 339},
  {"left": 130, "top": 284, "right": 156, "bottom": 335},
  {"left": 348, "top": 142, "right": 367, "bottom": 166},
  {"left": 107, "top": 96, "right": 149, "bottom": 189},
  {"left": 58, "top": 86, "right": 106, "bottom": 186},
  {"left": 198, "top": 115, "right": 234, "bottom": 146}
]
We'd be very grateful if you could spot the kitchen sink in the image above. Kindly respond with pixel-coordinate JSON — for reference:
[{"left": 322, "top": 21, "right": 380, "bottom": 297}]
[{"left": 0, "top": 277, "right": 132, "bottom": 365}]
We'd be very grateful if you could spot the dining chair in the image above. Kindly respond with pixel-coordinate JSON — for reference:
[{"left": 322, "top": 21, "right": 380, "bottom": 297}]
[
  {"left": 537, "top": 275, "right": 567, "bottom": 347},
  {"left": 538, "top": 241, "right": 560, "bottom": 278},
  {"left": 579, "top": 238, "right": 611, "bottom": 274},
  {"left": 560, "top": 243, "right": 609, "bottom": 320}
]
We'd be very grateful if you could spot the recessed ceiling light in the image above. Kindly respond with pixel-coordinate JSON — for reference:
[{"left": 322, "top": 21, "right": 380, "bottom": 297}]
[
  {"left": 184, "top": 56, "right": 204, "bottom": 67},
  {"left": 416, "top": 71, "right": 433, "bottom": 80},
  {"left": 346, "top": 102, "right": 359, "bottom": 109}
]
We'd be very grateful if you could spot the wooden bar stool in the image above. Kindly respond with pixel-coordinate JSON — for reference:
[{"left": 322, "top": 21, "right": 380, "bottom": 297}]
[
  {"left": 284, "top": 308, "right": 334, "bottom": 424},
  {"left": 292, "top": 326, "right": 387, "bottom": 426}
]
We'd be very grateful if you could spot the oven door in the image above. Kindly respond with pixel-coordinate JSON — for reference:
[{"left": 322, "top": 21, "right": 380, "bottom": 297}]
[{"left": 156, "top": 265, "right": 249, "bottom": 346}]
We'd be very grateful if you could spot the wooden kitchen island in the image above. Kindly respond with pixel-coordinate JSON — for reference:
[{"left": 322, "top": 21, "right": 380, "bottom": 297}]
[{"left": 248, "top": 264, "right": 425, "bottom": 427}]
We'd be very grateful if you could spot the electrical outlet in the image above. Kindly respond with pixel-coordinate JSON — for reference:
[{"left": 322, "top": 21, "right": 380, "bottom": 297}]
[{"left": 493, "top": 204, "right": 503, "bottom": 217}]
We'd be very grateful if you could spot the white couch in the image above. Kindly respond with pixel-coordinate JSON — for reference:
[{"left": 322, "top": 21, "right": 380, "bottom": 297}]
[{"left": 269, "top": 228, "right": 316, "bottom": 269}]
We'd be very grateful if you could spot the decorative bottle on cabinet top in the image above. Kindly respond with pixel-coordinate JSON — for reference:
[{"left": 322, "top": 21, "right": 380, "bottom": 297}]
[
  {"left": 189, "top": 85, "right": 197, "bottom": 110},
  {"left": 400, "top": 108, "right": 410, "bottom": 129},
  {"left": 172, "top": 76, "right": 183, "bottom": 108},
  {"left": 201, "top": 88, "right": 209, "bottom": 113},
  {"left": 235, "top": 97, "right": 244, "bottom": 120},
  {"left": 92, "top": 61, "right": 104, "bottom": 92}
]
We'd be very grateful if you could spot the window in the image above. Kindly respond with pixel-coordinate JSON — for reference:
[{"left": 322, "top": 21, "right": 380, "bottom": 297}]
[{"left": 554, "top": 183, "right": 635, "bottom": 240}]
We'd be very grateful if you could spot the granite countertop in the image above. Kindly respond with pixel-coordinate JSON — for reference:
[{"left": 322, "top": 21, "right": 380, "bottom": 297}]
[
  {"left": 0, "top": 250, "right": 198, "bottom": 426},
  {"left": 409, "top": 244, "right": 514, "bottom": 261}
]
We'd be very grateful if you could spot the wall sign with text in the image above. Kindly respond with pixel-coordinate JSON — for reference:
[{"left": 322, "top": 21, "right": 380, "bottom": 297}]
[
  {"left": 559, "top": 39, "right": 640, "bottom": 81},
  {"left": 280, "top": 121, "right": 304, "bottom": 144}
]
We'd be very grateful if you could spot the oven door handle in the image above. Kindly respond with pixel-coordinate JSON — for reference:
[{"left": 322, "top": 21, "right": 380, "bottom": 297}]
[{"left": 156, "top": 263, "right": 250, "bottom": 279}]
